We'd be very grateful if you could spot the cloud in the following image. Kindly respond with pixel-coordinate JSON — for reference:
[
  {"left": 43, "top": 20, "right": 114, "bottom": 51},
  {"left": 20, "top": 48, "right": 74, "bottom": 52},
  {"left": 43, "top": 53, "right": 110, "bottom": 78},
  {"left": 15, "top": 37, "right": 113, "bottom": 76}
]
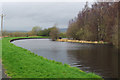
[{"left": 2, "top": 2, "right": 93, "bottom": 31}]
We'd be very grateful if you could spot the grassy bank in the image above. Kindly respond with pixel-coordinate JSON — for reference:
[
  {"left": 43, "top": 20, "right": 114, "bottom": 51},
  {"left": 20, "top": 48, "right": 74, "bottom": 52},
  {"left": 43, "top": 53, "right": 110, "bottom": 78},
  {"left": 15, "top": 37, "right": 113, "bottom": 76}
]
[
  {"left": 2, "top": 37, "right": 101, "bottom": 78},
  {"left": 57, "top": 39, "right": 108, "bottom": 44},
  {"left": 0, "top": 38, "right": 1, "bottom": 59}
]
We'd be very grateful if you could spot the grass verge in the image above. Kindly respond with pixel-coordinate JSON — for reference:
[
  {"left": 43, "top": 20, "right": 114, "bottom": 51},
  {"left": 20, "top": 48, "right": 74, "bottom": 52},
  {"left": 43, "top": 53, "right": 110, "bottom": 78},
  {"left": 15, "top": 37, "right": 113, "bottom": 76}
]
[
  {"left": 2, "top": 37, "right": 101, "bottom": 78},
  {"left": 0, "top": 38, "right": 2, "bottom": 59}
]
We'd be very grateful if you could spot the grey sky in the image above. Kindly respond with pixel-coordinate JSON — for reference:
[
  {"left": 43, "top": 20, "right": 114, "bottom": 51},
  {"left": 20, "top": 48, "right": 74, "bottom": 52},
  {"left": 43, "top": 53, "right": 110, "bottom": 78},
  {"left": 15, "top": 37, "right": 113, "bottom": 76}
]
[{"left": 2, "top": 2, "right": 93, "bottom": 31}]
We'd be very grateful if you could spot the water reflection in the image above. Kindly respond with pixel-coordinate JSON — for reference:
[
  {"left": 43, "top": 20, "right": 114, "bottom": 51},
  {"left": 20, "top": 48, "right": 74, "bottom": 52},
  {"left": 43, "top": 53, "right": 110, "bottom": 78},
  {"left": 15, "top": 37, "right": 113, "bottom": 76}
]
[
  {"left": 67, "top": 46, "right": 118, "bottom": 78},
  {"left": 12, "top": 39, "right": 118, "bottom": 78}
]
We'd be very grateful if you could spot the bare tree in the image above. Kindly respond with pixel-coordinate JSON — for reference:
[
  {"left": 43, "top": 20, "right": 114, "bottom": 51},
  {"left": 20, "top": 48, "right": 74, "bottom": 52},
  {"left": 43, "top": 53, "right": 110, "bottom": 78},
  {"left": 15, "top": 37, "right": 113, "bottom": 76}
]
[{"left": 50, "top": 26, "right": 59, "bottom": 41}]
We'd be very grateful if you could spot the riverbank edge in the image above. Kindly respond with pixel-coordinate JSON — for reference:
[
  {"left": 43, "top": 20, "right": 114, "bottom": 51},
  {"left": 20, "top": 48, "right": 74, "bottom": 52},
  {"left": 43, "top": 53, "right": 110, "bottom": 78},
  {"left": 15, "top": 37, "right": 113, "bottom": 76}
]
[
  {"left": 57, "top": 39, "right": 109, "bottom": 45},
  {"left": 10, "top": 38, "right": 49, "bottom": 42},
  {"left": 2, "top": 37, "right": 101, "bottom": 78},
  {"left": 2, "top": 37, "right": 49, "bottom": 78}
]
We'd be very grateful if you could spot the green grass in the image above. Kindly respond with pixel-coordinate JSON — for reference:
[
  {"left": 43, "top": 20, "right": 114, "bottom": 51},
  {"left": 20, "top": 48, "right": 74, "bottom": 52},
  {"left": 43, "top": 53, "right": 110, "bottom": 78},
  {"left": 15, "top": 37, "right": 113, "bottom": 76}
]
[
  {"left": 2, "top": 37, "right": 101, "bottom": 78},
  {"left": 0, "top": 38, "right": 2, "bottom": 59}
]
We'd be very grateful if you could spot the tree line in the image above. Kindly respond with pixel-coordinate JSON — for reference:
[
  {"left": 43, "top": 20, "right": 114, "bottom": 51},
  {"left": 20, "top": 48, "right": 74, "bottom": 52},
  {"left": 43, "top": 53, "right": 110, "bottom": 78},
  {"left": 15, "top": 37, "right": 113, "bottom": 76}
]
[
  {"left": 2, "top": 25, "right": 66, "bottom": 40},
  {"left": 67, "top": 2, "right": 119, "bottom": 48}
]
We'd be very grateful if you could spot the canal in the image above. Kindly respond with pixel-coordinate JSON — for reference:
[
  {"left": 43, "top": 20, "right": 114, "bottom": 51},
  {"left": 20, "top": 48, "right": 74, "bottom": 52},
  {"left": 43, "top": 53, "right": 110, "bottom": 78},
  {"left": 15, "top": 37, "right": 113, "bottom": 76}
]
[{"left": 12, "top": 39, "right": 118, "bottom": 78}]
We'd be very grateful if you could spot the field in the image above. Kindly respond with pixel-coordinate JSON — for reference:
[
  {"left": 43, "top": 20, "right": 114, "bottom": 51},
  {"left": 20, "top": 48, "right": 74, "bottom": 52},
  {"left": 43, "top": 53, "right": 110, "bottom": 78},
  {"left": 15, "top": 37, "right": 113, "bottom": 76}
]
[{"left": 2, "top": 37, "right": 101, "bottom": 78}]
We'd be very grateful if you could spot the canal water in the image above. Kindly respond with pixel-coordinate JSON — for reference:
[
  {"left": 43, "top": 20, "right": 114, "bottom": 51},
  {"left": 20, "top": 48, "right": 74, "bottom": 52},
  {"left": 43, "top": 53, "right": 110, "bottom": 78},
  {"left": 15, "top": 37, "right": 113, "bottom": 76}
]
[{"left": 12, "top": 39, "right": 118, "bottom": 78}]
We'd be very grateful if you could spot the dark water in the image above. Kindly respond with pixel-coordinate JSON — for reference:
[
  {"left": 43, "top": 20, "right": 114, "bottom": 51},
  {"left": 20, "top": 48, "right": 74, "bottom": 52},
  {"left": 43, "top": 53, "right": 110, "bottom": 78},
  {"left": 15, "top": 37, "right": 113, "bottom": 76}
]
[{"left": 12, "top": 39, "right": 118, "bottom": 78}]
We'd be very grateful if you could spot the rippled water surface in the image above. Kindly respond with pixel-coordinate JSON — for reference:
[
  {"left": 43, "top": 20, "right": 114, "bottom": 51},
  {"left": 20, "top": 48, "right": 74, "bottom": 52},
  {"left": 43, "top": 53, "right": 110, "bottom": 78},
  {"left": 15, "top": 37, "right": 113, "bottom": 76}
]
[{"left": 12, "top": 39, "right": 118, "bottom": 78}]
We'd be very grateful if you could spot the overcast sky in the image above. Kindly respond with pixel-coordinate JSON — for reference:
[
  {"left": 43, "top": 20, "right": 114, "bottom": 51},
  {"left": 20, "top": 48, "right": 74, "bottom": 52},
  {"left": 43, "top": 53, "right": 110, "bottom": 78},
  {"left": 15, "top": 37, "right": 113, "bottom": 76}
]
[{"left": 1, "top": 2, "right": 93, "bottom": 31}]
